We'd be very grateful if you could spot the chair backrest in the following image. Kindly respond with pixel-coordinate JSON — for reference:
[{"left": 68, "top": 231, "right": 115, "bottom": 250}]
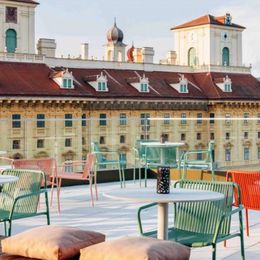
[
  {"left": 227, "top": 170, "right": 260, "bottom": 210},
  {"left": 13, "top": 158, "right": 57, "bottom": 184},
  {"left": 173, "top": 180, "right": 236, "bottom": 236},
  {"left": 1, "top": 169, "right": 45, "bottom": 217},
  {"left": 91, "top": 142, "right": 104, "bottom": 163},
  {"left": 82, "top": 153, "right": 95, "bottom": 178},
  {"left": 134, "top": 139, "right": 159, "bottom": 160}
]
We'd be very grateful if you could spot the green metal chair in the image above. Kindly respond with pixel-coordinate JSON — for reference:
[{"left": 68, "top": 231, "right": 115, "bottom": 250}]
[
  {"left": 137, "top": 180, "right": 245, "bottom": 260},
  {"left": 91, "top": 142, "right": 125, "bottom": 188},
  {"left": 133, "top": 139, "right": 159, "bottom": 187},
  {"left": 179, "top": 141, "right": 215, "bottom": 180},
  {"left": 0, "top": 169, "right": 50, "bottom": 236}
]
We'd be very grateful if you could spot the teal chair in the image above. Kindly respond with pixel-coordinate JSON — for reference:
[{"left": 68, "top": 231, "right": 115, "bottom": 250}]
[
  {"left": 0, "top": 169, "right": 50, "bottom": 236},
  {"left": 180, "top": 141, "right": 215, "bottom": 180},
  {"left": 137, "top": 180, "right": 245, "bottom": 260},
  {"left": 133, "top": 139, "right": 159, "bottom": 187},
  {"left": 91, "top": 142, "right": 125, "bottom": 188}
]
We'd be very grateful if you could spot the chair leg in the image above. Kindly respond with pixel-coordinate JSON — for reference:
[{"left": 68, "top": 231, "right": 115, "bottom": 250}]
[
  {"left": 7, "top": 220, "right": 12, "bottom": 237},
  {"left": 133, "top": 164, "right": 136, "bottom": 183},
  {"left": 44, "top": 190, "right": 50, "bottom": 225},
  {"left": 239, "top": 209, "right": 245, "bottom": 259},
  {"left": 4, "top": 221, "right": 7, "bottom": 236},
  {"left": 144, "top": 167, "right": 147, "bottom": 187},
  {"left": 57, "top": 177, "right": 62, "bottom": 214},
  {"left": 245, "top": 208, "right": 249, "bottom": 236},
  {"left": 89, "top": 177, "right": 94, "bottom": 207},
  {"left": 94, "top": 173, "right": 98, "bottom": 200},
  {"left": 212, "top": 244, "right": 217, "bottom": 260},
  {"left": 139, "top": 167, "right": 141, "bottom": 187}
]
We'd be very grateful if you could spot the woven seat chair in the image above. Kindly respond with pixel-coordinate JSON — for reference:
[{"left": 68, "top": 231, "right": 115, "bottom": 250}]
[
  {"left": 137, "top": 180, "right": 245, "bottom": 260},
  {"left": 0, "top": 169, "right": 50, "bottom": 236},
  {"left": 227, "top": 170, "right": 260, "bottom": 236}
]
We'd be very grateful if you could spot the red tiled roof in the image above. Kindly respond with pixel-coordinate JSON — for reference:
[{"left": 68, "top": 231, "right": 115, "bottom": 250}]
[
  {"left": 171, "top": 14, "right": 245, "bottom": 30},
  {"left": 0, "top": 61, "right": 259, "bottom": 101},
  {"left": 7, "top": 0, "right": 39, "bottom": 4}
]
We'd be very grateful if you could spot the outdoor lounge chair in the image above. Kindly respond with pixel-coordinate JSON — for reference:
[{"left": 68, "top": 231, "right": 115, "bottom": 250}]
[
  {"left": 137, "top": 180, "right": 245, "bottom": 260},
  {"left": 0, "top": 169, "right": 50, "bottom": 236},
  {"left": 227, "top": 170, "right": 260, "bottom": 236}
]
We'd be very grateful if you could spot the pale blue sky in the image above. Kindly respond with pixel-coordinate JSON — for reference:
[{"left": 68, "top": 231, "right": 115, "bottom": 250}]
[{"left": 36, "top": 0, "right": 260, "bottom": 76}]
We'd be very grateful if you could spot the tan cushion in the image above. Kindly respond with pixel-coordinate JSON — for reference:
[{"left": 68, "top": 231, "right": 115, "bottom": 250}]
[
  {"left": 1, "top": 226, "right": 105, "bottom": 260},
  {"left": 80, "top": 236, "right": 190, "bottom": 260}
]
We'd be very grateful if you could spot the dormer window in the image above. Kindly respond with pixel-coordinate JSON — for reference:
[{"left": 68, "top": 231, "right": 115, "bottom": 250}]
[
  {"left": 139, "top": 75, "right": 149, "bottom": 93},
  {"left": 96, "top": 72, "right": 108, "bottom": 92},
  {"left": 50, "top": 68, "right": 74, "bottom": 89},
  {"left": 170, "top": 75, "right": 188, "bottom": 93},
  {"left": 215, "top": 75, "right": 232, "bottom": 92},
  {"left": 180, "top": 83, "right": 188, "bottom": 93}
]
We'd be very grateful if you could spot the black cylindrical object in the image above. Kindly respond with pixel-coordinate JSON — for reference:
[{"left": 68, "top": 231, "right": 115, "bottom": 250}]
[{"left": 157, "top": 167, "right": 170, "bottom": 194}]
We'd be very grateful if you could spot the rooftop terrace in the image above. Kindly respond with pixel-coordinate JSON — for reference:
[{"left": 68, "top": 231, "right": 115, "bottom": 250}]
[{"left": 9, "top": 179, "right": 260, "bottom": 260}]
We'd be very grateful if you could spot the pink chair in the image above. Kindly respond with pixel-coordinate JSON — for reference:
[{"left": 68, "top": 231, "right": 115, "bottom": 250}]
[
  {"left": 13, "top": 158, "right": 59, "bottom": 211},
  {"left": 57, "top": 153, "right": 97, "bottom": 211}
]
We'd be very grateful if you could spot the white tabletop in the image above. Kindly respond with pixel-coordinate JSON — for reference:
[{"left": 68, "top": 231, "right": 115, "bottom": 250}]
[
  {"left": 140, "top": 142, "right": 184, "bottom": 148},
  {"left": 103, "top": 187, "right": 224, "bottom": 203},
  {"left": 0, "top": 175, "right": 19, "bottom": 185}
]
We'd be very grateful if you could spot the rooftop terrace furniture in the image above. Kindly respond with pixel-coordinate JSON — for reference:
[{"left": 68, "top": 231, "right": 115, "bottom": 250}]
[
  {"left": 13, "top": 158, "right": 59, "bottom": 211},
  {"left": 180, "top": 140, "right": 215, "bottom": 180},
  {"left": 137, "top": 180, "right": 245, "bottom": 260},
  {"left": 58, "top": 153, "right": 96, "bottom": 211},
  {"left": 91, "top": 141, "right": 125, "bottom": 188},
  {"left": 227, "top": 170, "right": 260, "bottom": 236},
  {"left": 0, "top": 169, "right": 50, "bottom": 236}
]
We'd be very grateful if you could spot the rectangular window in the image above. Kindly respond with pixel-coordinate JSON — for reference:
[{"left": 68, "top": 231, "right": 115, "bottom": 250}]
[
  {"left": 37, "top": 114, "right": 45, "bottom": 128},
  {"left": 258, "top": 132, "right": 260, "bottom": 139},
  {"left": 225, "top": 113, "right": 231, "bottom": 125},
  {"left": 244, "top": 113, "right": 249, "bottom": 124},
  {"left": 197, "top": 153, "right": 203, "bottom": 160},
  {"left": 12, "top": 140, "right": 20, "bottom": 149},
  {"left": 197, "top": 113, "right": 202, "bottom": 124},
  {"left": 82, "top": 114, "right": 87, "bottom": 126},
  {"left": 181, "top": 133, "right": 186, "bottom": 141},
  {"left": 225, "top": 132, "right": 230, "bottom": 140},
  {"left": 99, "top": 114, "right": 107, "bottom": 126},
  {"left": 244, "top": 147, "right": 249, "bottom": 160},
  {"left": 65, "top": 138, "right": 72, "bottom": 147},
  {"left": 140, "top": 134, "right": 149, "bottom": 140},
  {"left": 197, "top": 133, "right": 201, "bottom": 140},
  {"left": 12, "top": 114, "right": 21, "bottom": 128},
  {"left": 258, "top": 113, "right": 260, "bottom": 124},
  {"left": 82, "top": 137, "right": 86, "bottom": 145},
  {"left": 244, "top": 132, "right": 248, "bottom": 139},
  {"left": 65, "top": 114, "right": 73, "bottom": 127},
  {"left": 63, "top": 78, "right": 72, "bottom": 88},
  {"left": 120, "top": 135, "right": 125, "bottom": 144},
  {"left": 99, "top": 136, "right": 105, "bottom": 144},
  {"left": 225, "top": 149, "right": 231, "bottom": 161},
  {"left": 258, "top": 147, "right": 260, "bottom": 159},
  {"left": 164, "top": 113, "right": 170, "bottom": 125},
  {"left": 181, "top": 113, "right": 187, "bottom": 124},
  {"left": 210, "top": 133, "right": 215, "bottom": 140},
  {"left": 140, "top": 113, "right": 150, "bottom": 125},
  {"left": 119, "top": 113, "right": 127, "bottom": 126},
  {"left": 210, "top": 113, "right": 215, "bottom": 124},
  {"left": 37, "top": 139, "right": 44, "bottom": 148},
  {"left": 140, "top": 83, "right": 148, "bottom": 92}
]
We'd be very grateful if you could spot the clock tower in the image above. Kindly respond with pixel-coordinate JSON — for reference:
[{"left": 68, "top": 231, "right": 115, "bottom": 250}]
[
  {"left": 171, "top": 13, "right": 245, "bottom": 67},
  {"left": 0, "top": 0, "right": 38, "bottom": 54}
]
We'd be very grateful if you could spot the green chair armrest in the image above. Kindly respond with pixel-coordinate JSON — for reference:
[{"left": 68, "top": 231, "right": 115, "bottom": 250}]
[
  {"left": 213, "top": 205, "right": 244, "bottom": 243},
  {"left": 137, "top": 203, "right": 157, "bottom": 235}
]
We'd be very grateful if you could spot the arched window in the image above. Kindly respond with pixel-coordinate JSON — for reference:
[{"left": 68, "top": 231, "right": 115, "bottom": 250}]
[
  {"left": 6, "top": 29, "right": 17, "bottom": 53},
  {"left": 222, "top": 47, "right": 230, "bottom": 66},
  {"left": 188, "top": 47, "right": 196, "bottom": 66}
]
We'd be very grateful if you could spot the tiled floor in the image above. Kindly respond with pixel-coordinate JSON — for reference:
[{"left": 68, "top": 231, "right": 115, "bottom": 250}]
[{"left": 8, "top": 180, "right": 260, "bottom": 260}]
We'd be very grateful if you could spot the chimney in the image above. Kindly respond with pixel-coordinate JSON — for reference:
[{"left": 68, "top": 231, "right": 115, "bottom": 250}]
[
  {"left": 81, "top": 43, "right": 89, "bottom": 60},
  {"left": 133, "top": 48, "right": 142, "bottom": 63},
  {"left": 167, "top": 51, "right": 177, "bottom": 65},
  {"left": 142, "top": 47, "right": 154, "bottom": 63},
  {"left": 37, "top": 38, "right": 56, "bottom": 58}
]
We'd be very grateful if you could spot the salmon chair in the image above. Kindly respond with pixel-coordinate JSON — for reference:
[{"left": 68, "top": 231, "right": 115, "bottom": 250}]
[
  {"left": 227, "top": 170, "right": 260, "bottom": 236},
  {"left": 13, "top": 158, "right": 59, "bottom": 211},
  {"left": 57, "top": 153, "right": 96, "bottom": 212}
]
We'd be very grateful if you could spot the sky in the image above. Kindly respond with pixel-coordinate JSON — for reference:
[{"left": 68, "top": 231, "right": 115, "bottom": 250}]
[{"left": 36, "top": 0, "right": 260, "bottom": 76}]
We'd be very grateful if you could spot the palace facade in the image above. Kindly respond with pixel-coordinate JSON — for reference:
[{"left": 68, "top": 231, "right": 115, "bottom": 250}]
[{"left": 0, "top": 0, "right": 259, "bottom": 170}]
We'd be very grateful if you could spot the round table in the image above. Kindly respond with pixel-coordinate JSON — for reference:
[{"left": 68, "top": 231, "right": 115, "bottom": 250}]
[
  {"left": 103, "top": 187, "right": 224, "bottom": 240},
  {"left": 0, "top": 175, "right": 18, "bottom": 185}
]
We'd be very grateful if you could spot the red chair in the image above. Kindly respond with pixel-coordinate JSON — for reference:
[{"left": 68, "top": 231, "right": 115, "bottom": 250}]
[
  {"left": 13, "top": 158, "right": 59, "bottom": 211},
  {"left": 57, "top": 153, "right": 97, "bottom": 211},
  {"left": 227, "top": 170, "right": 260, "bottom": 236}
]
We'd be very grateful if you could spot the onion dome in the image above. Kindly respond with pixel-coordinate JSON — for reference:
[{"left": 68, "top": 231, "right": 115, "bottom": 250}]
[{"left": 107, "top": 19, "right": 124, "bottom": 44}]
